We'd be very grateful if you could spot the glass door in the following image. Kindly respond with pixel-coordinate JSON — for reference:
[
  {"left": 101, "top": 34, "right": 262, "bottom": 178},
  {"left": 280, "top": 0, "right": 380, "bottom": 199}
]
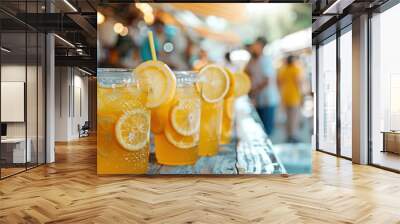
[
  {"left": 339, "top": 28, "right": 352, "bottom": 158},
  {"left": 317, "top": 36, "right": 337, "bottom": 154},
  {"left": 370, "top": 3, "right": 400, "bottom": 171}
]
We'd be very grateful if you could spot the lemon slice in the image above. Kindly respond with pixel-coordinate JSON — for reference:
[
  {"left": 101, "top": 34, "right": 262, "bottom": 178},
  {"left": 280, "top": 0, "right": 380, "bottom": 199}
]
[
  {"left": 224, "top": 68, "right": 236, "bottom": 98},
  {"left": 135, "top": 60, "right": 176, "bottom": 108},
  {"left": 165, "top": 122, "right": 199, "bottom": 149},
  {"left": 170, "top": 99, "right": 201, "bottom": 136},
  {"left": 198, "top": 65, "right": 230, "bottom": 103},
  {"left": 115, "top": 109, "right": 150, "bottom": 151}
]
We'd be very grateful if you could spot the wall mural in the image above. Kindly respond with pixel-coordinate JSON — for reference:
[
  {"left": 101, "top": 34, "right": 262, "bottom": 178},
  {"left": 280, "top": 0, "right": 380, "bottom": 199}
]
[{"left": 97, "top": 3, "right": 312, "bottom": 175}]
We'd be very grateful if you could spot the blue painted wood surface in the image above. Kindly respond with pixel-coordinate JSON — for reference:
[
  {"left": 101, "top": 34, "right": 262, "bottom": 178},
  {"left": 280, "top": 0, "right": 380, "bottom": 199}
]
[{"left": 148, "top": 142, "right": 238, "bottom": 175}]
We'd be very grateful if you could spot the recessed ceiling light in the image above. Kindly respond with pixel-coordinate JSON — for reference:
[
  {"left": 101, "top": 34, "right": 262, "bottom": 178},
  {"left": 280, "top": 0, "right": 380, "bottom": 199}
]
[
  {"left": 54, "top": 34, "right": 75, "bottom": 48},
  {"left": 78, "top": 67, "right": 92, "bottom": 76},
  {"left": 322, "top": 0, "right": 353, "bottom": 15},
  {"left": 1, "top": 47, "right": 11, "bottom": 53},
  {"left": 63, "top": 0, "right": 78, "bottom": 12}
]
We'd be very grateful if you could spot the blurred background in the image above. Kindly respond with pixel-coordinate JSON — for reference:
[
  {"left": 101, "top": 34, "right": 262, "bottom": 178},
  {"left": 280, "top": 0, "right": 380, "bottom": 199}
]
[{"left": 97, "top": 3, "right": 313, "bottom": 173}]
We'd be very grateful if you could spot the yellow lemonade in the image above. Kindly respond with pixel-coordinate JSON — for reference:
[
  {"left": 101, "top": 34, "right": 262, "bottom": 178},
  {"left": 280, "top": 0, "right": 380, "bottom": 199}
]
[
  {"left": 197, "top": 65, "right": 230, "bottom": 156},
  {"left": 221, "top": 96, "right": 235, "bottom": 144},
  {"left": 154, "top": 72, "right": 201, "bottom": 165},
  {"left": 198, "top": 100, "right": 223, "bottom": 156},
  {"left": 220, "top": 68, "right": 236, "bottom": 144},
  {"left": 97, "top": 68, "right": 150, "bottom": 174},
  {"left": 220, "top": 69, "right": 252, "bottom": 144}
]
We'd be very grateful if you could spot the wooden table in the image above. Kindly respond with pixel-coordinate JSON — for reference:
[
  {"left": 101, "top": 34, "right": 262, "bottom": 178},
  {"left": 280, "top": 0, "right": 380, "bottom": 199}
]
[
  {"left": 147, "top": 96, "right": 286, "bottom": 175},
  {"left": 382, "top": 131, "right": 400, "bottom": 154}
]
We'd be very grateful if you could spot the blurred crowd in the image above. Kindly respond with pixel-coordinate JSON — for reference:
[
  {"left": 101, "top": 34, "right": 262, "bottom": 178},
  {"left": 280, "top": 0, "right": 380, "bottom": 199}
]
[
  {"left": 99, "top": 16, "right": 212, "bottom": 70},
  {"left": 245, "top": 37, "right": 305, "bottom": 143},
  {"left": 98, "top": 4, "right": 312, "bottom": 144}
]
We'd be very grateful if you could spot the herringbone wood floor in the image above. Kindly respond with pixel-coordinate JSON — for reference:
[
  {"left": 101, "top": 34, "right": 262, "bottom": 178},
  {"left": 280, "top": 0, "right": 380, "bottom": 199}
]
[{"left": 1, "top": 136, "right": 400, "bottom": 224}]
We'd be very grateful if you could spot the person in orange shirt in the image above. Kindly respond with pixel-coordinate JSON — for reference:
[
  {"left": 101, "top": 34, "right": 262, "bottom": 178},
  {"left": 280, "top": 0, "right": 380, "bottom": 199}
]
[{"left": 277, "top": 55, "right": 304, "bottom": 143}]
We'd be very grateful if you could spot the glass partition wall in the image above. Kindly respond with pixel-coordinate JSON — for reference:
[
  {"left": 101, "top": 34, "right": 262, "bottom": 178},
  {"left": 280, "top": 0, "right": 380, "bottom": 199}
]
[
  {"left": 1, "top": 30, "right": 27, "bottom": 177},
  {"left": 0, "top": 1, "right": 46, "bottom": 179},
  {"left": 315, "top": 0, "right": 400, "bottom": 171},
  {"left": 370, "top": 3, "right": 400, "bottom": 171},
  {"left": 316, "top": 26, "right": 353, "bottom": 159}
]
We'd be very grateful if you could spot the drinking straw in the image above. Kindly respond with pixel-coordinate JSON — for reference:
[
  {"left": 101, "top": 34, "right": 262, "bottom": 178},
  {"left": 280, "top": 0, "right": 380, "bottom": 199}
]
[{"left": 148, "top": 31, "right": 157, "bottom": 61}]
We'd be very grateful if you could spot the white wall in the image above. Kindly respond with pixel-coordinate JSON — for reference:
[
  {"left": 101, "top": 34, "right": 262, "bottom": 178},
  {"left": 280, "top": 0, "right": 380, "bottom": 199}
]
[
  {"left": 55, "top": 67, "right": 70, "bottom": 141},
  {"left": 1, "top": 64, "right": 46, "bottom": 163},
  {"left": 72, "top": 73, "right": 89, "bottom": 138},
  {"left": 1, "top": 65, "right": 31, "bottom": 138},
  {"left": 54, "top": 67, "right": 89, "bottom": 141}
]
